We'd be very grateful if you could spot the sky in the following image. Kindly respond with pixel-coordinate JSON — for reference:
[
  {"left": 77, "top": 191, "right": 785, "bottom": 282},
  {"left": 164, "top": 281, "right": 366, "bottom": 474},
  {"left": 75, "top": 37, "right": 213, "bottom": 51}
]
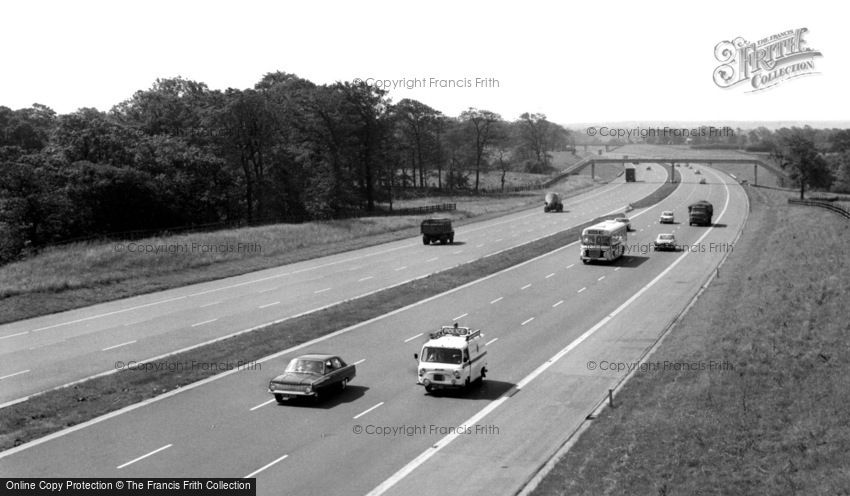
[{"left": 1, "top": 0, "right": 845, "bottom": 126}]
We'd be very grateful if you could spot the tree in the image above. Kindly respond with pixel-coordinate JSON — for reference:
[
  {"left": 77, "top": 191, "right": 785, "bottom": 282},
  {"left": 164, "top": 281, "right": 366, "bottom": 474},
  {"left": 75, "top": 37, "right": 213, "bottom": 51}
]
[
  {"left": 52, "top": 108, "right": 140, "bottom": 166},
  {"left": 393, "top": 99, "right": 441, "bottom": 188},
  {"left": 459, "top": 108, "right": 501, "bottom": 191},
  {"left": 111, "top": 77, "right": 212, "bottom": 141},
  {"left": 830, "top": 129, "right": 850, "bottom": 153},
  {"left": 776, "top": 129, "right": 833, "bottom": 199},
  {"left": 339, "top": 80, "right": 391, "bottom": 211},
  {"left": 490, "top": 121, "right": 514, "bottom": 191},
  {"left": 0, "top": 104, "right": 56, "bottom": 151},
  {"left": 826, "top": 151, "right": 850, "bottom": 193},
  {"left": 215, "top": 88, "right": 279, "bottom": 222},
  {"left": 517, "top": 113, "right": 550, "bottom": 167}
]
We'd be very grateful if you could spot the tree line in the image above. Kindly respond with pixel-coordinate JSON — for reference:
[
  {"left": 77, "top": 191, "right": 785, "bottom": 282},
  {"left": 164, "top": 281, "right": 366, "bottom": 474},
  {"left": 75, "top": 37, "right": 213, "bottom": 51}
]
[{"left": 0, "top": 73, "right": 573, "bottom": 263}]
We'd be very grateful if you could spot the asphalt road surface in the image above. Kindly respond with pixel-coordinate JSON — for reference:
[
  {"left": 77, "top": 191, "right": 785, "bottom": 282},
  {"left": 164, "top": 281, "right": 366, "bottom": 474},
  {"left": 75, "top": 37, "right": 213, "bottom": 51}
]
[
  {"left": 0, "top": 167, "right": 666, "bottom": 407},
  {"left": 0, "top": 164, "right": 748, "bottom": 496}
]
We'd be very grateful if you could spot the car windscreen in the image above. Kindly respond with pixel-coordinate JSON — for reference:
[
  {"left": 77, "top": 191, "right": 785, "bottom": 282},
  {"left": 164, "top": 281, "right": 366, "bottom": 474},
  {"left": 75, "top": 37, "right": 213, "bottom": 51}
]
[
  {"left": 421, "top": 347, "right": 462, "bottom": 364},
  {"left": 285, "top": 359, "right": 324, "bottom": 375}
]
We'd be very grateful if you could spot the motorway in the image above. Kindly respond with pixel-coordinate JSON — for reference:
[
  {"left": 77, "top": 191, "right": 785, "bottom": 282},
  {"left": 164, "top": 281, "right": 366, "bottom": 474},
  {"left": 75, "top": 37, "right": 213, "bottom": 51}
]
[
  {"left": 0, "top": 167, "right": 667, "bottom": 407},
  {"left": 0, "top": 163, "right": 748, "bottom": 496}
]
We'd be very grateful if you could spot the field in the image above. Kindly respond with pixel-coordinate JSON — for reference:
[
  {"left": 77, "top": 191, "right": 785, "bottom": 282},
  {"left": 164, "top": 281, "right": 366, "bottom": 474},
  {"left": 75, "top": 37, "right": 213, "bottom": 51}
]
[
  {"left": 531, "top": 187, "right": 850, "bottom": 495},
  {"left": 0, "top": 174, "right": 599, "bottom": 324}
]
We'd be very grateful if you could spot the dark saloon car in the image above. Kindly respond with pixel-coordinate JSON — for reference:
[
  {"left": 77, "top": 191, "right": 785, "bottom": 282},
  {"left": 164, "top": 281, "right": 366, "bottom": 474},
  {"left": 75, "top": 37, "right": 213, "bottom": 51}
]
[{"left": 268, "top": 354, "right": 356, "bottom": 403}]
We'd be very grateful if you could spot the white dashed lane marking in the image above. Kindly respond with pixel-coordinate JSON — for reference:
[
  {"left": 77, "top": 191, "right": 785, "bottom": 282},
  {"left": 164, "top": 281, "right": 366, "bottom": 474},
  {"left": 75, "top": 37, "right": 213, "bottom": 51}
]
[
  {"left": 117, "top": 444, "right": 173, "bottom": 470},
  {"left": 191, "top": 319, "right": 218, "bottom": 327},
  {"left": 102, "top": 340, "right": 137, "bottom": 351},
  {"left": 353, "top": 402, "right": 384, "bottom": 420}
]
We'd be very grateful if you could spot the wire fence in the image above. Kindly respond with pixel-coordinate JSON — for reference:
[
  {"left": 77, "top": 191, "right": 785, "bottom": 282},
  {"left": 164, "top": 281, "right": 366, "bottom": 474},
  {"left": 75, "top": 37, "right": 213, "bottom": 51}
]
[{"left": 788, "top": 198, "right": 850, "bottom": 220}]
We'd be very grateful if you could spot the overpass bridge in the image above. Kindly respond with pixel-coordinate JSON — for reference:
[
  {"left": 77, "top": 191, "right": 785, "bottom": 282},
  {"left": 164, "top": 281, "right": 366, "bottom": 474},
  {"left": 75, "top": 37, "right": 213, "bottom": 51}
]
[{"left": 566, "top": 156, "right": 784, "bottom": 186}]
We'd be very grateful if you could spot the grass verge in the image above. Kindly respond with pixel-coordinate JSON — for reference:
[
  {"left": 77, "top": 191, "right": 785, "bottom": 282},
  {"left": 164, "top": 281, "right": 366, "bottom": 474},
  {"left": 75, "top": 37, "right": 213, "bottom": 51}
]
[
  {"left": 531, "top": 186, "right": 850, "bottom": 495},
  {"left": 0, "top": 167, "right": 679, "bottom": 452},
  {"left": 0, "top": 177, "right": 599, "bottom": 325}
]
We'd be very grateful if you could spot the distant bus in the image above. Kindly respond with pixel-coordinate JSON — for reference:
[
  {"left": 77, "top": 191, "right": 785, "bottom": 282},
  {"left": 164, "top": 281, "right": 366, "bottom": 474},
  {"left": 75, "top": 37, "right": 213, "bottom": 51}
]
[
  {"left": 624, "top": 165, "right": 636, "bottom": 182},
  {"left": 580, "top": 220, "right": 628, "bottom": 264}
]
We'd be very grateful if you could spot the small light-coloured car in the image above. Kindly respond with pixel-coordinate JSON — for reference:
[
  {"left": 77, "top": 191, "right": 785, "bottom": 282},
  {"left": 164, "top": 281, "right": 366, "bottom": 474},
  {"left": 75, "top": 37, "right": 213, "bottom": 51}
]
[
  {"left": 653, "top": 233, "right": 677, "bottom": 251},
  {"left": 660, "top": 211, "right": 674, "bottom": 224},
  {"left": 614, "top": 217, "right": 631, "bottom": 231}
]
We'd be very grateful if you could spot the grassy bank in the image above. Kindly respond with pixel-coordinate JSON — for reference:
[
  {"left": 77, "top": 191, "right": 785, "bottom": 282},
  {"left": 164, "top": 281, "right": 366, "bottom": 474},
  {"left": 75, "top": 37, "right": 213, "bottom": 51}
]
[
  {"left": 0, "top": 176, "right": 598, "bottom": 325},
  {"left": 532, "top": 187, "right": 850, "bottom": 495},
  {"left": 0, "top": 166, "right": 679, "bottom": 452}
]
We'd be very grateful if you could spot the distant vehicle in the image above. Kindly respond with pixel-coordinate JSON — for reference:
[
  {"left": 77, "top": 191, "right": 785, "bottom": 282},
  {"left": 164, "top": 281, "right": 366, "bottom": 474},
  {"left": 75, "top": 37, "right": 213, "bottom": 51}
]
[
  {"left": 699, "top": 178, "right": 707, "bottom": 184},
  {"left": 646, "top": 166, "right": 652, "bottom": 171},
  {"left": 660, "top": 211, "right": 675, "bottom": 224},
  {"left": 688, "top": 201, "right": 713, "bottom": 226},
  {"left": 268, "top": 354, "right": 356, "bottom": 403},
  {"left": 543, "top": 192, "right": 563, "bottom": 212},
  {"left": 415, "top": 324, "right": 487, "bottom": 393},
  {"left": 613, "top": 217, "right": 631, "bottom": 231},
  {"left": 695, "top": 170, "right": 701, "bottom": 175},
  {"left": 421, "top": 218, "right": 454, "bottom": 245},
  {"left": 625, "top": 165, "right": 636, "bottom": 182},
  {"left": 653, "top": 233, "right": 677, "bottom": 251},
  {"left": 580, "top": 219, "right": 628, "bottom": 264}
]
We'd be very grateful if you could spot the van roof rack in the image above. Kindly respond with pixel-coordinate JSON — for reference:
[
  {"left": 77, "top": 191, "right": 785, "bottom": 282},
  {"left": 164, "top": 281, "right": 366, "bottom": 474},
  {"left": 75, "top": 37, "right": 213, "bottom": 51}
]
[{"left": 429, "top": 326, "right": 481, "bottom": 341}]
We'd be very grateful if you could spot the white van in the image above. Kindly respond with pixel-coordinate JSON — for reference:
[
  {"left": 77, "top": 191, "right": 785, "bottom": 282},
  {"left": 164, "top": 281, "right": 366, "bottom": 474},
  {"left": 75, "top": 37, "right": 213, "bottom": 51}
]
[{"left": 414, "top": 324, "right": 488, "bottom": 392}]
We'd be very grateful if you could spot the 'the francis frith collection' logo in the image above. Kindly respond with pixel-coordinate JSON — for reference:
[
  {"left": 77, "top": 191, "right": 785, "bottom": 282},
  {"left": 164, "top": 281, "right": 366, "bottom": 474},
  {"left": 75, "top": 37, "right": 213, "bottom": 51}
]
[{"left": 713, "top": 28, "right": 822, "bottom": 92}]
